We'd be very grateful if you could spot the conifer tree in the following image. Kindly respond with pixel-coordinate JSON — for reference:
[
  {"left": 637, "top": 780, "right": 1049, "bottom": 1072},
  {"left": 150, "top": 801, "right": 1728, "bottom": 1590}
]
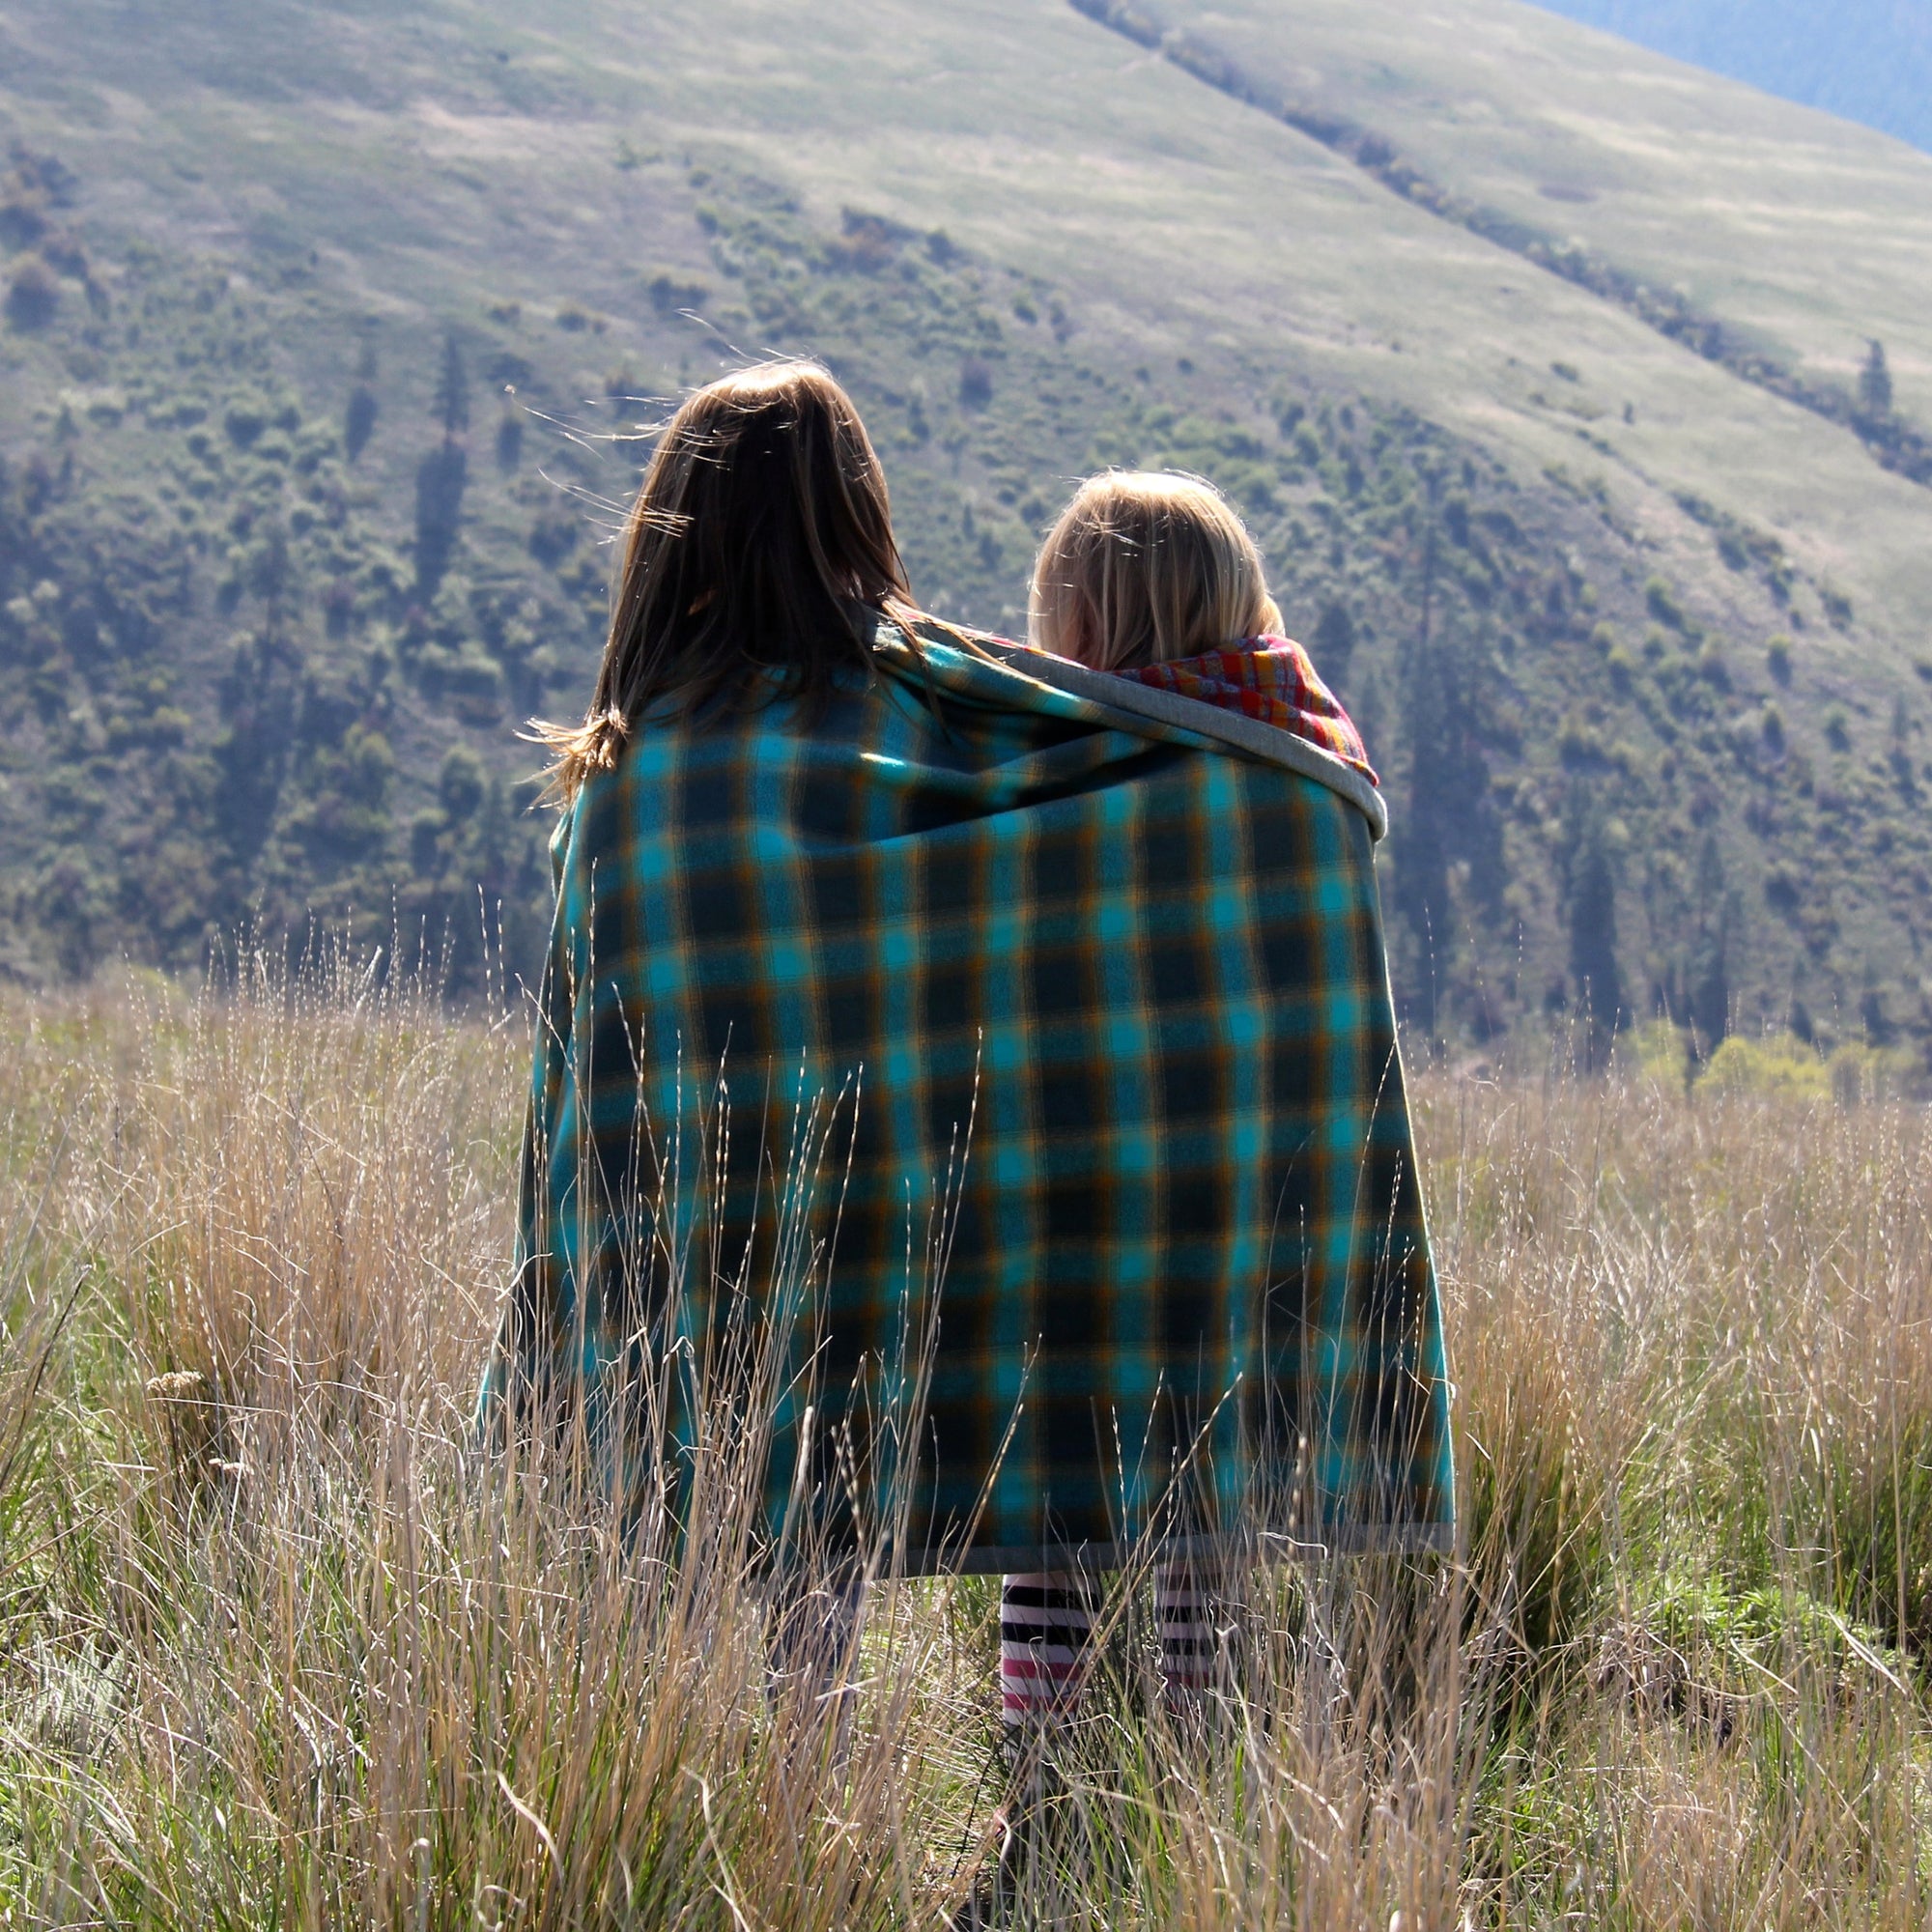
[
  {"left": 496, "top": 388, "right": 524, "bottom": 471},
  {"left": 1562, "top": 787, "right": 1623, "bottom": 1065},
  {"left": 434, "top": 331, "right": 469, "bottom": 440},
  {"left": 248, "top": 516, "right": 292, "bottom": 635},
  {"left": 1860, "top": 338, "right": 1893, "bottom": 416},
  {"left": 1392, "top": 517, "right": 1504, "bottom": 1034},
  {"left": 1688, "top": 833, "right": 1731, "bottom": 1055},
  {"left": 415, "top": 331, "right": 470, "bottom": 594},
  {"left": 345, "top": 342, "right": 379, "bottom": 463},
  {"left": 1312, "top": 599, "right": 1355, "bottom": 687}
]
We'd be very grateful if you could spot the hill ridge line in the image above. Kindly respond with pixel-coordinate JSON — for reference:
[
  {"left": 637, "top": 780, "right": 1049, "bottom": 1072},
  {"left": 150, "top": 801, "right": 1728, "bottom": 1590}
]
[{"left": 1067, "top": 0, "right": 1932, "bottom": 497}]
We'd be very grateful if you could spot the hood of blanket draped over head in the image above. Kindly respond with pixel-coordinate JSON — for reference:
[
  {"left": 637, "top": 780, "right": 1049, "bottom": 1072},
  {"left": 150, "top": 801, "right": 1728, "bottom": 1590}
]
[{"left": 480, "top": 615, "right": 1452, "bottom": 1575}]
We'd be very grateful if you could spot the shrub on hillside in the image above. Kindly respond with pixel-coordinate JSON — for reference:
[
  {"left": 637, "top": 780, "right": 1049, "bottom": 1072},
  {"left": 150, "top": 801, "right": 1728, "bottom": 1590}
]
[
  {"left": 5, "top": 253, "right": 59, "bottom": 328},
  {"left": 1692, "top": 1032, "right": 1920, "bottom": 1105},
  {"left": 0, "top": 179, "right": 44, "bottom": 247},
  {"left": 223, "top": 393, "right": 270, "bottom": 447},
  {"left": 645, "top": 271, "right": 709, "bottom": 315},
  {"left": 1643, "top": 575, "right": 1686, "bottom": 631},
  {"left": 1695, "top": 1032, "right": 1830, "bottom": 1102},
  {"left": 528, "top": 502, "right": 578, "bottom": 566},
  {"left": 1624, "top": 1017, "right": 1690, "bottom": 1089},
  {"left": 1827, "top": 1040, "right": 1926, "bottom": 1105}
]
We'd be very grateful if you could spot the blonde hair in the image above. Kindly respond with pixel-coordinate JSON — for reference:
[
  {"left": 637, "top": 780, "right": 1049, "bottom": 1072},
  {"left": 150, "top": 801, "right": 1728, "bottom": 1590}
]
[{"left": 1028, "top": 470, "right": 1283, "bottom": 670}]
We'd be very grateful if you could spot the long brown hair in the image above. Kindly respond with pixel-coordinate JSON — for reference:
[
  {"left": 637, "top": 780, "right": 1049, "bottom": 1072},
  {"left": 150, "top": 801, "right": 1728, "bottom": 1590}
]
[
  {"left": 539, "top": 360, "right": 922, "bottom": 799},
  {"left": 1029, "top": 470, "right": 1283, "bottom": 671}
]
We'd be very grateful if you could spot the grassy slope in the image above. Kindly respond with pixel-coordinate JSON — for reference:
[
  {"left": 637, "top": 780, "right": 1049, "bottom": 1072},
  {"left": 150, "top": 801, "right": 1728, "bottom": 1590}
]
[
  {"left": 0, "top": 0, "right": 1927, "bottom": 1052},
  {"left": 1155, "top": 0, "right": 1932, "bottom": 656},
  {"left": 547, "top": 0, "right": 1932, "bottom": 674},
  {"left": 30, "top": 0, "right": 1932, "bottom": 639}
]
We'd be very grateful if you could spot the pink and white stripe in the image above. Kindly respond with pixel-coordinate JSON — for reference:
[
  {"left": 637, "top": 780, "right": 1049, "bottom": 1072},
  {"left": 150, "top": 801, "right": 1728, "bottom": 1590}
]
[
  {"left": 1154, "top": 1562, "right": 1219, "bottom": 1708},
  {"left": 998, "top": 1572, "right": 1100, "bottom": 1726}
]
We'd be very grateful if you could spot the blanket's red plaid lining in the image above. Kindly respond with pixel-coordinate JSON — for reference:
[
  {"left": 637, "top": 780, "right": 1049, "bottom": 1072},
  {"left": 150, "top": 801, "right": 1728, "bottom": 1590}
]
[{"left": 1114, "top": 637, "right": 1378, "bottom": 784}]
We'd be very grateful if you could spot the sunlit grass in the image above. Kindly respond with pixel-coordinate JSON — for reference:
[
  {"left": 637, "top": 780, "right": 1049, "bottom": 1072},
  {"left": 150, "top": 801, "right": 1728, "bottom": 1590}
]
[{"left": 1, "top": 965, "right": 1927, "bottom": 1927}]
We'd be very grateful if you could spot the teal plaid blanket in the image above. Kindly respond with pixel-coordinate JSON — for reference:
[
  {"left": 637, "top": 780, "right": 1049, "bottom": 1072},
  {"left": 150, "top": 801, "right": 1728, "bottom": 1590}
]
[{"left": 484, "top": 625, "right": 1454, "bottom": 1571}]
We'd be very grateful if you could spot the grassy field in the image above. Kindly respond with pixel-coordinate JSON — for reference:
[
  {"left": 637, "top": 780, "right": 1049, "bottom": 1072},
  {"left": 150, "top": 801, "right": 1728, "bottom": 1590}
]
[{"left": 1, "top": 970, "right": 1927, "bottom": 1927}]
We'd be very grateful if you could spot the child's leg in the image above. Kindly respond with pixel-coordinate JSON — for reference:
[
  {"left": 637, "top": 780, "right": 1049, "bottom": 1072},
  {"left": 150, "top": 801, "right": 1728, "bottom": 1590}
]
[
  {"left": 1154, "top": 1557, "right": 1226, "bottom": 1715},
  {"left": 998, "top": 1571, "right": 1101, "bottom": 1735},
  {"left": 769, "top": 1569, "right": 866, "bottom": 1755}
]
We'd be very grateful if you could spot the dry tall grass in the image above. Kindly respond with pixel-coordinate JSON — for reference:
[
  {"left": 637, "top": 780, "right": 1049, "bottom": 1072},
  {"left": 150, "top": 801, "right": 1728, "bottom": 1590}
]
[{"left": 0, "top": 964, "right": 1927, "bottom": 1928}]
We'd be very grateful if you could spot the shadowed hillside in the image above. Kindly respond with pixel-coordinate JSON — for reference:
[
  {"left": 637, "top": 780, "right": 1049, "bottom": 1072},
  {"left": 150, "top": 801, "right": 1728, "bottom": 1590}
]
[{"left": 0, "top": 0, "right": 1927, "bottom": 1065}]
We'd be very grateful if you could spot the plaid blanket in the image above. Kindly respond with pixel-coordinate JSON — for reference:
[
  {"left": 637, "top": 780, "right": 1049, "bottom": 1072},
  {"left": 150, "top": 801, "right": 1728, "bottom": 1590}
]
[
  {"left": 1112, "top": 636, "right": 1378, "bottom": 784},
  {"left": 483, "top": 623, "right": 1453, "bottom": 1572}
]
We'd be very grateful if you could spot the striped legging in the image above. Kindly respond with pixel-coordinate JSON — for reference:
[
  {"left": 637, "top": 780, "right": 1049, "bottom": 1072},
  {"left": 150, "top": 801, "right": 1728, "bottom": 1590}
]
[
  {"left": 998, "top": 1565, "right": 1221, "bottom": 1728},
  {"left": 770, "top": 1565, "right": 1226, "bottom": 1734}
]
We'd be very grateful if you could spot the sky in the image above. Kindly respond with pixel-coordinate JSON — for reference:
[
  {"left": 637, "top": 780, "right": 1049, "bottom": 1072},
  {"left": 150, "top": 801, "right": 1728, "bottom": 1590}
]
[{"left": 1530, "top": 0, "right": 1932, "bottom": 153}]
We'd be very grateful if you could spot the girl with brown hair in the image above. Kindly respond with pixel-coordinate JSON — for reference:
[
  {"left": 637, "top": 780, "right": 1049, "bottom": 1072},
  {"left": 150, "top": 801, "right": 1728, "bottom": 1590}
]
[{"left": 540, "top": 357, "right": 926, "bottom": 789}]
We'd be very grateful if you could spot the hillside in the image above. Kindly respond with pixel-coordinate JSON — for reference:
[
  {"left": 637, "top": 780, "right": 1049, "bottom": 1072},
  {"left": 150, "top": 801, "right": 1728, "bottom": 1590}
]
[
  {"left": 1530, "top": 0, "right": 1932, "bottom": 155},
  {"left": 0, "top": 0, "right": 1927, "bottom": 1063}
]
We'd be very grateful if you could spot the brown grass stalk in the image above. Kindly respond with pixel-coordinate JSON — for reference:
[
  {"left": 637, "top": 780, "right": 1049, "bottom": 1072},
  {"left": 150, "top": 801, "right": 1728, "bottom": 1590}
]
[{"left": 0, "top": 971, "right": 1926, "bottom": 1928}]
